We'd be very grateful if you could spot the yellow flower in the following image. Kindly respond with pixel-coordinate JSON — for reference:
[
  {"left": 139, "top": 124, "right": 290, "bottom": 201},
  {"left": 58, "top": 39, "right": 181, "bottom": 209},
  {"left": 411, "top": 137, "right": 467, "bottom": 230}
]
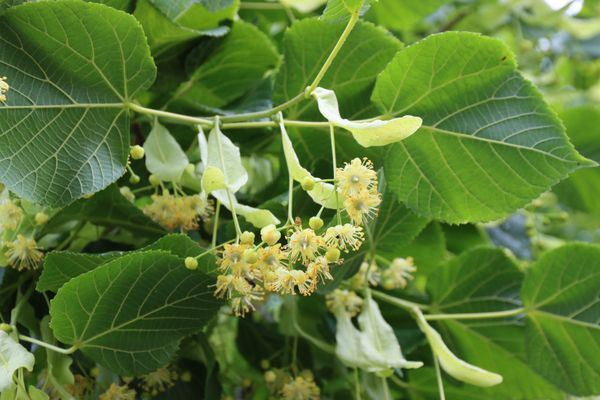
[
  {"left": 5, "top": 235, "right": 43, "bottom": 271},
  {"left": 336, "top": 158, "right": 377, "bottom": 197},
  {"left": 349, "top": 261, "right": 380, "bottom": 289},
  {"left": 323, "top": 224, "right": 364, "bottom": 252},
  {"left": 230, "top": 277, "right": 264, "bottom": 317},
  {"left": 0, "top": 76, "right": 9, "bottom": 102},
  {"left": 140, "top": 366, "right": 178, "bottom": 396},
  {"left": 325, "top": 289, "right": 363, "bottom": 317},
  {"left": 288, "top": 228, "right": 322, "bottom": 265},
  {"left": 256, "top": 244, "right": 288, "bottom": 272},
  {"left": 343, "top": 190, "right": 381, "bottom": 226},
  {"left": 382, "top": 257, "right": 417, "bottom": 290},
  {"left": 306, "top": 256, "right": 333, "bottom": 287},
  {"left": 214, "top": 274, "right": 235, "bottom": 298},
  {"left": 0, "top": 200, "right": 23, "bottom": 231},
  {"left": 65, "top": 374, "right": 93, "bottom": 397},
  {"left": 281, "top": 376, "right": 320, "bottom": 400},
  {"left": 143, "top": 193, "right": 213, "bottom": 232},
  {"left": 99, "top": 383, "right": 136, "bottom": 400},
  {"left": 270, "top": 267, "right": 295, "bottom": 294},
  {"left": 218, "top": 243, "right": 251, "bottom": 277},
  {"left": 290, "top": 270, "right": 313, "bottom": 295}
]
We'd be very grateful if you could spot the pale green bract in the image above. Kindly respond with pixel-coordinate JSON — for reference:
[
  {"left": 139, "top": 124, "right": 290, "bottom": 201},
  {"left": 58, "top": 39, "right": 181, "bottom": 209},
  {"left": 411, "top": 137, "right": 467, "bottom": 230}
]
[
  {"left": 312, "top": 87, "right": 422, "bottom": 147},
  {"left": 144, "top": 122, "right": 189, "bottom": 183},
  {"left": 280, "top": 119, "right": 340, "bottom": 209},
  {"left": 0, "top": 331, "right": 35, "bottom": 391},
  {"left": 0, "top": 1, "right": 156, "bottom": 207},
  {"left": 198, "top": 128, "right": 280, "bottom": 228},
  {"left": 413, "top": 308, "right": 503, "bottom": 387},
  {"left": 280, "top": 0, "right": 326, "bottom": 13},
  {"left": 334, "top": 291, "right": 422, "bottom": 374}
]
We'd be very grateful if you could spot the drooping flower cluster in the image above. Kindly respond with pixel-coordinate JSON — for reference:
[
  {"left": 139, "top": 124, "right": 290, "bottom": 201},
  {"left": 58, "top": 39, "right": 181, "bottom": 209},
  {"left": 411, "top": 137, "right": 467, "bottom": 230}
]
[
  {"left": 336, "top": 158, "right": 381, "bottom": 225},
  {"left": 263, "top": 368, "right": 321, "bottom": 400},
  {"left": 326, "top": 289, "right": 363, "bottom": 317},
  {"left": 143, "top": 191, "right": 213, "bottom": 232},
  {"left": 211, "top": 158, "right": 381, "bottom": 317},
  {"left": 139, "top": 366, "right": 178, "bottom": 396},
  {"left": 99, "top": 383, "right": 136, "bottom": 400},
  {"left": 0, "top": 76, "right": 9, "bottom": 102},
  {"left": 4, "top": 234, "right": 44, "bottom": 271},
  {"left": 349, "top": 257, "right": 417, "bottom": 291}
]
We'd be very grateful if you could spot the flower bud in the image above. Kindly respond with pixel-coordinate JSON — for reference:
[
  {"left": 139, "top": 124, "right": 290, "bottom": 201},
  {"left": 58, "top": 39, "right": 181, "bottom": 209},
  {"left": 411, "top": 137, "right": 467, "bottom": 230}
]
[
  {"left": 240, "top": 231, "right": 255, "bottom": 245},
  {"left": 309, "top": 216, "right": 323, "bottom": 230},
  {"left": 0, "top": 323, "right": 12, "bottom": 333},
  {"left": 184, "top": 257, "right": 198, "bottom": 270},
  {"left": 185, "top": 163, "right": 196, "bottom": 175},
  {"left": 34, "top": 212, "right": 49, "bottom": 226},
  {"left": 301, "top": 176, "right": 315, "bottom": 191},
  {"left": 181, "top": 371, "right": 192, "bottom": 382},
  {"left": 264, "top": 371, "right": 277, "bottom": 383},
  {"left": 325, "top": 247, "right": 340, "bottom": 263},
  {"left": 202, "top": 166, "right": 227, "bottom": 193},
  {"left": 149, "top": 174, "right": 161, "bottom": 187},
  {"left": 243, "top": 249, "right": 258, "bottom": 264},
  {"left": 261, "top": 224, "right": 281, "bottom": 246},
  {"left": 129, "top": 174, "right": 140, "bottom": 184},
  {"left": 260, "top": 359, "right": 270, "bottom": 370},
  {"left": 129, "top": 145, "right": 145, "bottom": 160}
]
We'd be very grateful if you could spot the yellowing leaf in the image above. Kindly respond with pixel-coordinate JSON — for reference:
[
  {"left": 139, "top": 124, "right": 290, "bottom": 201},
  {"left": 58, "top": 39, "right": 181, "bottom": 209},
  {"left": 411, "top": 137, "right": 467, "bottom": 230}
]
[
  {"left": 144, "top": 122, "right": 189, "bottom": 182},
  {"left": 0, "top": 331, "right": 35, "bottom": 391},
  {"left": 413, "top": 308, "right": 503, "bottom": 387},
  {"left": 312, "top": 87, "right": 422, "bottom": 147},
  {"left": 280, "top": 119, "right": 341, "bottom": 209}
]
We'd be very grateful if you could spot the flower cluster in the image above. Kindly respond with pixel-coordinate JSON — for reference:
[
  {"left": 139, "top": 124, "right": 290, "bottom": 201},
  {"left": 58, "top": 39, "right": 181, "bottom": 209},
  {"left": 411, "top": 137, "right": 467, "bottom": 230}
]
[
  {"left": 139, "top": 366, "right": 178, "bottom": 396},
  {"left": 212, "top": 158, "right": 381, "bottom": 317},
  {"left": 325, "top": 289, "right": 363, "bottom": 317},
  {"left": 4, "top": 234, "right": 44, "bottom": 271},
  {"left": 349, "top": 257, "right": 417, "bottom": 291},
  {"left": 0, "top": 76, "right": 9, "bottom": 102},
  {"left": 143, "top": 191, "right": 213, "bottom": 232},
  {"left": 99, "top": 383, "right": 136, "bottom": 400},
  {"left": 0, "top": 199, "right": 23, "bottom": 231},
  {"left": 264, "top": 368, "right": 320, "bottom": 400},
  {"left": 336, "top": 158, "right": 381, "bottom": 225}
]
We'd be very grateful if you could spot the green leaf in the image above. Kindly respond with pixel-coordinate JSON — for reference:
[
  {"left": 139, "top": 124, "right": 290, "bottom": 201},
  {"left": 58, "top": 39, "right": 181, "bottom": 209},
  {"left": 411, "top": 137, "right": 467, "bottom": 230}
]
[
  {"left": 0, "top": 1, "right": 156, "bottom": 206},
  {"left": 43, "top": 185, "right": 165, "bottom": 239},
  {"left": 38, "top": 234, "right": 212, "bottom": 293},
  {"left": 367, "top": 0, "right": 446, "bottom": 32},
  {"left": 0, "top": 330, "right": 34, "bottom": 391},
  {"left": 389, "top": 222, "right": 446, "bottom": 276},
  {"left": 273, "top": 18, "right": 402, "bottom": 169},
  {"left": 426, "top": 247, "right": 562, "bottom": 399},
  {"left": 144, "top": 122, "right": 190, "bottom": 182},
  {"left": 173, "top": 21, "right": 280, "bottom": 109},
  {"left": 373, "top": 32, "right": 590, "bottom": 223},
  {"left": 521, "top": 243, "right": 600, "bottom": 396},
  {"left": 50, "top": 250, "right": 221, "bottom": 375}
]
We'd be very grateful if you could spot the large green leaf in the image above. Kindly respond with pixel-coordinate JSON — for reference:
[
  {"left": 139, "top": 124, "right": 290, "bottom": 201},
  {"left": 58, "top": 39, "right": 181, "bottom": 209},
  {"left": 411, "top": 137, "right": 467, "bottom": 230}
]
[
  {"left": 521, "top": 243, "right": 600, "bottom": 396},
  {"left": 43, "top": 185, "right": 165, "bottom": 239},
  {"left": 38, "top": 234, "right": 213, "bottom": 293},
  {"left": 425, "top": 248, "right": 562, "bottom": 399},
  {"left": 273, "top": 18, "right": 401, "bottom": 170},
  {"left": 50, "top": 250, "right": 221, "bottom": 375},
  {"left": 373, "top": 32, "right": 590, "bottom": 223},
  {"left": 0, "top": 1, "right": 156, "bottom": 207},
  {"left": 173, "top": 21, "right": 280, "bottom": 109}
]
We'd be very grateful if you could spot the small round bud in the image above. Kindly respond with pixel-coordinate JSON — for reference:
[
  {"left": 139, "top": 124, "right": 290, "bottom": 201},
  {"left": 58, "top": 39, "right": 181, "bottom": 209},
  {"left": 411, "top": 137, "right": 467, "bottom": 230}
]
[
  {"left": 185, "top": 163, "right": 196, "bottom": 175},
  {"left": 34, "top": 212, "right": 49, "bottom": 226},
  {"left": 309, "top": 216, "right": 323, "bottom": 230},
  {"left": 83, "top": 193, "right": 94, "bottom": 199},
  {"left": 185, "top": 257, "right": 198, "bottom": 270},
  {"left": 301, "top": 176, "right": 315, "bottom": 191},
  {"left": 243, "top": 249, "right": 258, "bottom": 264},
  {"left": 240, "top": 231, "right": 255, "bottom": 245},
  {"left": 261, "top": 224, "right": 281, "bottom": 246},
  {"left": 149, "top": 174, "right": 161, "bottom": 187},
  {"left": 326, "top": 247, "right": 340, "bottom": 263},
  {"left": 90, "top": 367, "right": 100, "bottom": 378},
  {"left": 181, "top": 371, "right": 192, "bottom": 382},
  {"left": 129, "top": 174, "right": 140, "bottom": 184},
  {"left": 242, "top": 378, "right": 252, "bottom": 388},
  {"left": 382, "top": 279, "right": 395, "bottom": 291},
  {"left": 129, "top": 145, "right": 145, "bottom": 160},
  {"left": 202, "top": 166, "right": 227, "bottom": 193},
  {"left": 260, "top": 359, "right": 270, "bottom": 370},
  {"left": 0, "top": 323, "right": 12, "bottom": 333},
  {"left": 264, "top": 371, "right": 277, "bottom": 383}
]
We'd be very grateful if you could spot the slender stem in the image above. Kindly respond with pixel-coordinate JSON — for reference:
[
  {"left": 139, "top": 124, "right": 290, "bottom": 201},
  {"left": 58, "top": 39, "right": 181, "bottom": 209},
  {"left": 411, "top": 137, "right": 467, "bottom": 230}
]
[
  {"left": 55, "top": 221, "right": 85, "bottom": 251},
  {"left": 293, "top": 321, "right": 336, "bottom": 354},
  {"left": 371, "top": 290, "right": 430, "bottom": 311},
  {"left": 212, "top": 200, "right": 221, "bottom": 248},
  {"left": 330, "top": 125, "right": 342, "bottom": 225},
  {"left": 306, "top": 9, "right": 360, "bottom": 95},
  {"left": 220, "top": 93, "right": 305, "bottom": 123},
  {"left": 127, "top": 102, "right": 212, "bottom": 126},
  {"left": 291, "top": 335, "right": 298, "bottom": 374},
  {"left": 389, "top": 374, "right": 408, "bottom": 389},
  {"left": 239, "top": 1, "right": 285, "bottom": 10},
  {"left": 225, "top": 187, "right": 242, "bottom": 242},
  {"left": 354, "top": 368, "right": 362, "bottom": 400},
  {"left": 381, "top": 377, "right": 391, "bottom": 400},
  {"left": 18, "top": 334, "right": 77, "bottom": 355},
  {"left": 425, "top": 308, "right": 525, "bottom": 321},
  {"left": 223, "top": 119, "right": 331, "bottom": 129},
  {"left": 10, "top": 280, "right": 34, "bottom": 326},
  {"left": 287, "top": 173, "right": 294, "bottom": 225},
  {"left": 433, "top": 356, "right": 446, "bottom": 400}
]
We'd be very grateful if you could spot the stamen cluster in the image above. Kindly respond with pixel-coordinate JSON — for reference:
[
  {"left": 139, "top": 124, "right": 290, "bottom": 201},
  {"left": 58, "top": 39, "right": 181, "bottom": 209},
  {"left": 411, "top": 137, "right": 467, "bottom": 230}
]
[
  {"left": 336, "top": 158, "right": 381, "bottom": 225},
  {"left": 0, "top": 76, "right": 9, "bottom": 102},
  {"left": 143, "top": 191, "right": 213, "bottom": 232}
]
